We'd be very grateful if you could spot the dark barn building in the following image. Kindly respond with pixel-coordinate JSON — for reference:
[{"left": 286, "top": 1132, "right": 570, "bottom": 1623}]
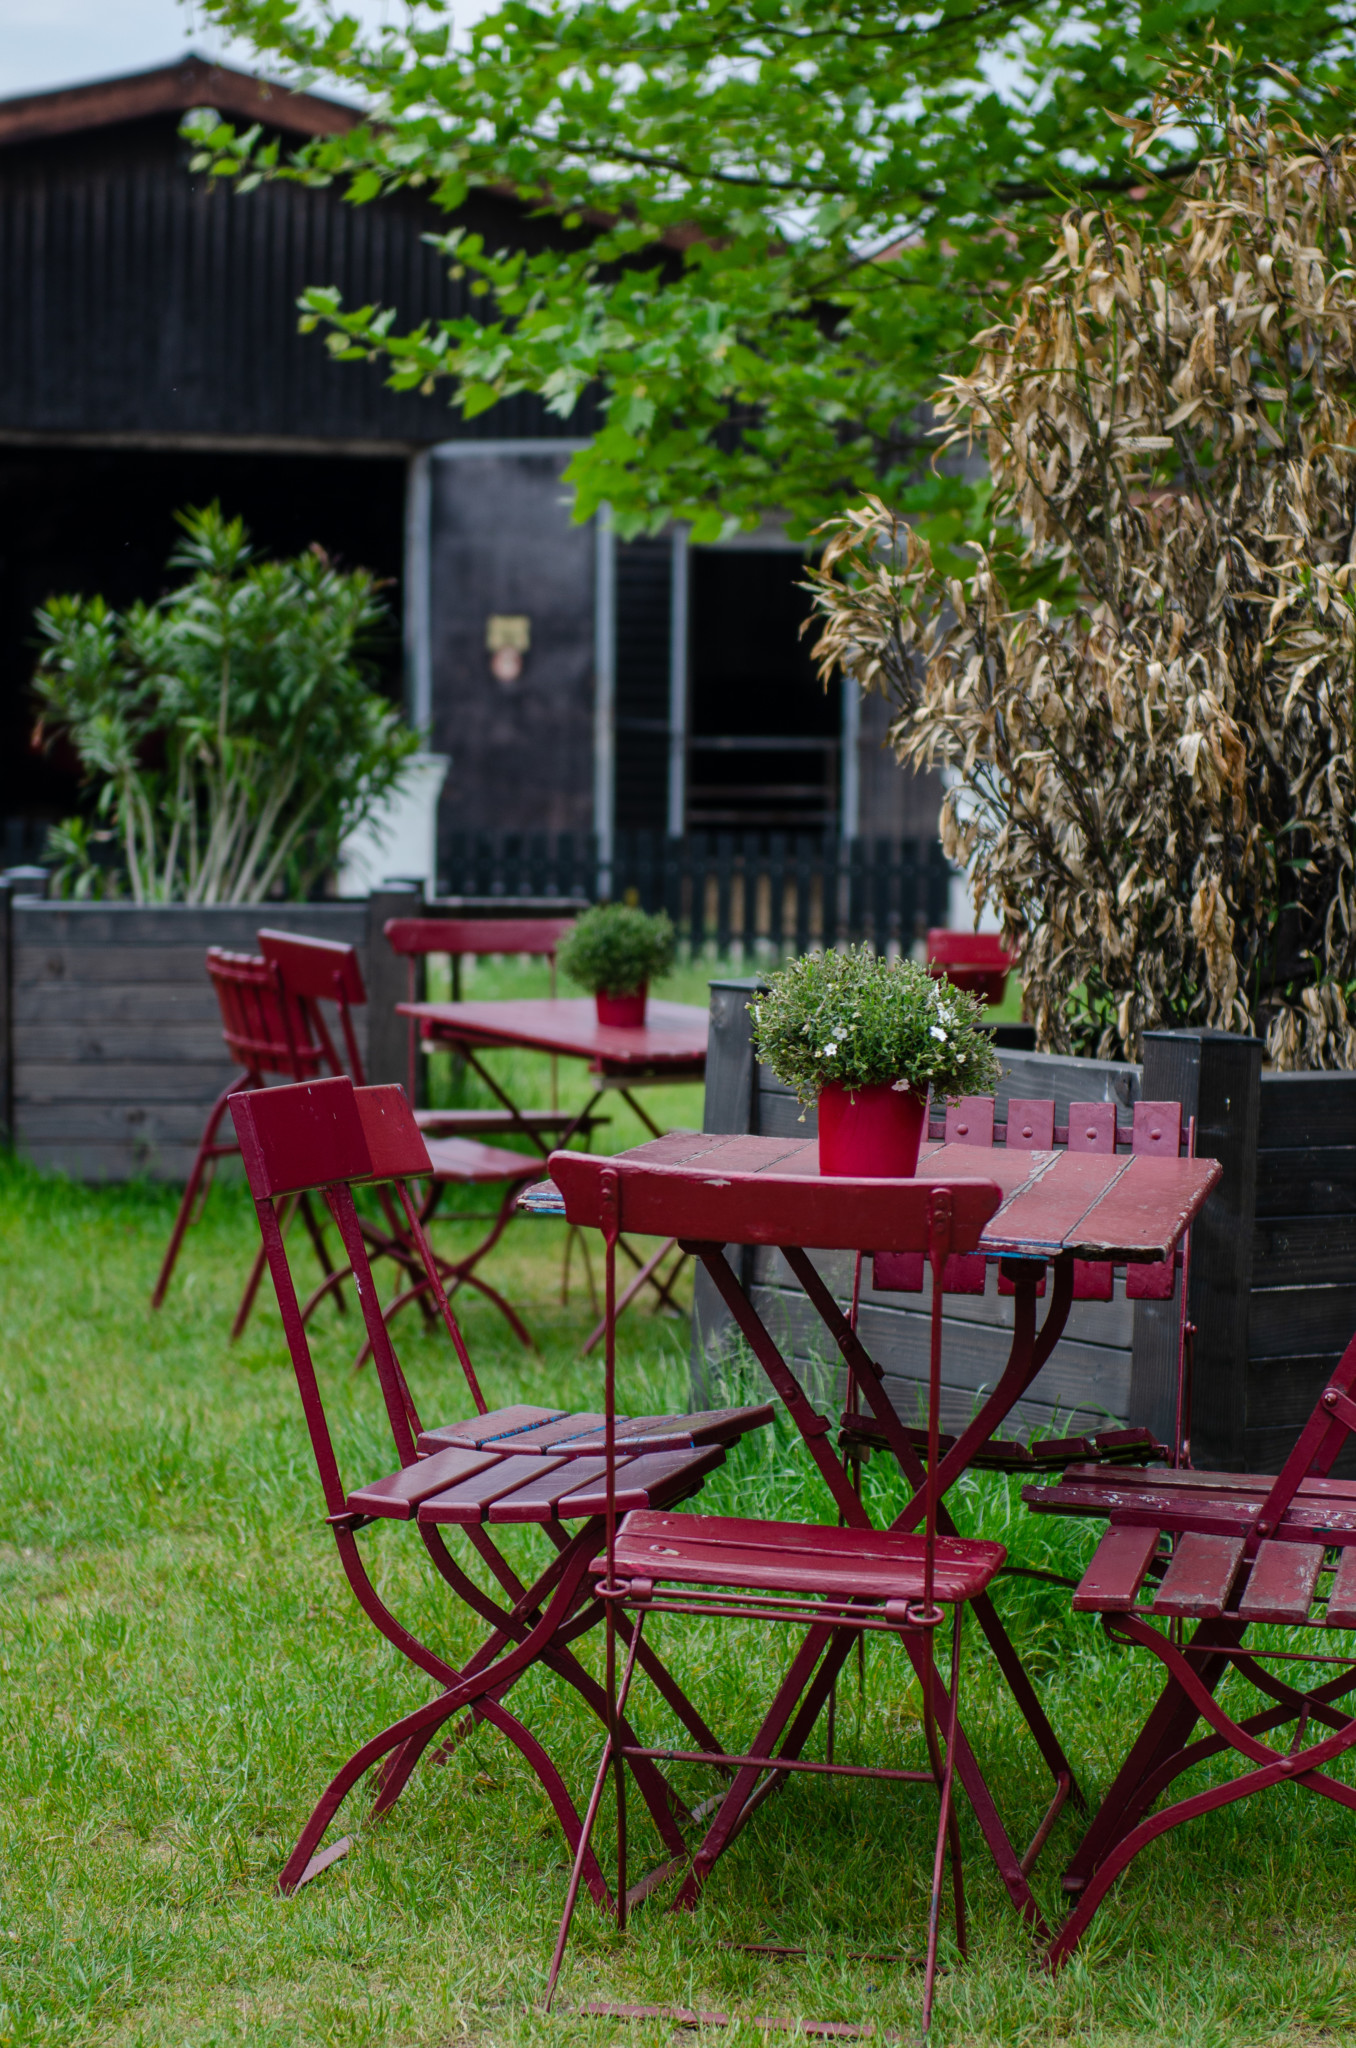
[{"left": 0, "top": 57, "right": 938, "bottom": 884}]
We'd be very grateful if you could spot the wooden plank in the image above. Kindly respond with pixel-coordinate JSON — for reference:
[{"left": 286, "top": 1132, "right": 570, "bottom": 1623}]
[
  {"left": 1238, "top": 1540, "right": 1323, "bottom": 1624},
  {"left": 417, "top": 1453, "right": 565, "bottom": 1524},
  {"left": 14, "top": 983, "right": 229, "bottom": 1025},
  {"left": 1250, "top": 1286, "right": 1356, "bottom": 1361},
  {"left": 15, "top": 1100, "right": 236, "bottom": 1144},
  {"left": 1259, "top": 1072, "right": 1356, "bottom": 1152},
  {"left": 1151, "top": 1533, "right": 1245, "bottom": 1617},
  {"left": 346, "top": 1445, "right": 498, "bottom": 1520},
  {"left": 1244, "top": 1422, "right": 1356, "bottom": 1481},
  {"left": 17, "top": 1063, "right": 243, "bottom": 1101},
  {"left": 419, "top": 1404, "right": 563, "bottom": 1450},
  {"left": 20, "top": 1141, "right": 207, "bottom": 1183},
  {"left": 1072, "top": 1153, "right": 1219, "bottom": 1263},
  {"left": 1255, "top": 1148, "right": 1356, "bottom": 1219},
  {"left": 11, "top": 904, "right": 365, "bottom": 949},
  {"left": 554, "top": 1446, "right": 724, "bottom": 1518},
  {"left": 1324, "top": 1546, "right": 1356, "bottom": 1627},
  {"left": 1071, "top": 1525, "right": 1161, "bottom": 1612},
  {"left": 8, "top": 1024, "right": 232, "bottom": 1062},
  {"left": 705, "top": 979, "right": 761, "bottom": 1138},
  {"left": 753, "top": 1244, "right": 1135, "bottom": 1347},
  {"left": 1135, "top": 1031, "right": 1260, "bottom": 1471},
  {"left": 1247, "top": 1354, "right": 1350, "bottom": 1431},
  {"left": 751, "top": 1286, "right": 1133, "bottom": 1418},
  {"left": 1252, "top": 1215, "right": 1356, "bottom": 1289}
]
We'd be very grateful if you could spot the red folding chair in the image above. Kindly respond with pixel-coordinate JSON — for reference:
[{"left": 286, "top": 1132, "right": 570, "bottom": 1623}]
[
  {"left": 258, "top": 930, "right": 557, "bottom": 1354},
  {"left": 1024, "top": 1325, "right": 1356, "bottom": 1966},
  {"left": 926, "top": 931, "right": 1014, "bottom": 1009},
  {"left": 544, "top": 1156, "right": 1010, "bottom": 2035},
  {"left": 384, "top": 916, "right": 584, "bottom": 1146},
  {"left": 150, "top": 942, "right": 352, "bottom": 1335},
  {"left": 232, "top": 1073, "right": 776, "bottom": 1898}
]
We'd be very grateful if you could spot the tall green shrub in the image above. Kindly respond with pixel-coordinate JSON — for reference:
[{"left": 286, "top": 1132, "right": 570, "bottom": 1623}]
[{"left": 34, "top": 505, "right": 418, "bottom": 903}]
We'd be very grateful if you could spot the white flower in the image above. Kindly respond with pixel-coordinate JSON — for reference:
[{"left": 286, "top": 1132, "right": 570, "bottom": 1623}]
[
  {"left": 822, "top": 1042, "right": 839, "bottom": 1056},
  {"left": 930, "top": 1026, "right": 947, "bottom": 1041}
]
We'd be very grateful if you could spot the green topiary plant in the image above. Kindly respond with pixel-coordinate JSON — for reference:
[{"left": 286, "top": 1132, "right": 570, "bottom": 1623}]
[
  {"left": 558, "top": 903, "right": 677, "bottom": 996},
  {"left": 750, "top": 945, "right": 1001, "bottom": 1109}
]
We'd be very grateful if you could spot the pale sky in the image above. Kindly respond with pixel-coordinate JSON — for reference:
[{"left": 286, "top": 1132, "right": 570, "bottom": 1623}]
[{"left": 0, "top": 1, "right": 492, "bottom": 103}]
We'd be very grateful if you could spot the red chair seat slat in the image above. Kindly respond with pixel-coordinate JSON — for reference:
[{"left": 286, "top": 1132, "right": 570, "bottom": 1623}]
[
  {"left": 1027, "top": 1470, "right": 1356, "bottom": 1545},
  {"left": 418, "top": 1404, "right": 563, "bottom": 1451},
  {"left": 550, "top": 1447, "right": 726, "bottom": 1520},
  {"left": 604, "top": 1509, "right": 1005, "bottom": 1605},
  {"left": 1071, "top": 1526, "right": 1161, "bottom": 1612},
  {"left": 1238, "top": 1540, "right": 1325, "bottom": 1624},
  {"left": 416, "top": 1108, "right": 604, "bottom": 1137},
  {"left": 1326, "top": 1547, "right": 1356, "bottom": 1626},
  {"left": 1149, "top": 1533, "right": 1245, "bottom": 1618},
  {"left": 561, "top": 1405, "right": 777, "bottom": 1455},
  {"left": 417, "top": 1453, "right": 567, "bottom": 1524},
  {"left": 422, "top": 1135, "right": 545, "bottom": 1183},
  {"left": 346, "top": 1445, "right": 499, "bottom": 1520},
  {"left": 489, "top": 1413, "right": 609, "bottom": 1454}
]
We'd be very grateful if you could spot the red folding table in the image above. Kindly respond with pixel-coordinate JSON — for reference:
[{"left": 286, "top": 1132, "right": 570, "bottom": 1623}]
[
  {"left": 402, "top": 996, "right": 709, "bottom": 1344},
  {"left": 530, "top": 1128, "right": 1220, "bottom": 1936}
]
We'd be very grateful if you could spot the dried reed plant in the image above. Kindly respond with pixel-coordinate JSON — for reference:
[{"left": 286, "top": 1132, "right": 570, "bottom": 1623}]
[{"left": 808, "top": 69, "right": 1356, "bottom": 1067}]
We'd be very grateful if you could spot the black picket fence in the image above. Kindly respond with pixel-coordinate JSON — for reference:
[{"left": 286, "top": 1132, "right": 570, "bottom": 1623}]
[{"left": 442, "top": 831, "right": 954, "bottom": 954}]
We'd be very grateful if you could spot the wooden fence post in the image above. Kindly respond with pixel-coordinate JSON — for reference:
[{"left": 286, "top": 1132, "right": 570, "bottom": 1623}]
[
  {"left": 0, "top": 883, "right": 11, "bottom": 1149},
  {"left": 365, "top": 883, "right": 423, "bottom": 1090},
  {"left": 1130, "top": 1028, "right": 1262, "bottom": 1466},
  {"left": 691, "top": 976, "right": 763, "bottom": 1396}
]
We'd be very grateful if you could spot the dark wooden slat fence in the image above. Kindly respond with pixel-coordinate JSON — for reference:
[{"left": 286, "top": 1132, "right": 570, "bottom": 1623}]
[{"left": 443, "top": 830, "right": 952, "bottom": 953}]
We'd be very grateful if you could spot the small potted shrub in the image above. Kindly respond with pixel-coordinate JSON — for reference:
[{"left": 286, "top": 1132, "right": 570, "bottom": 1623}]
[
  {"left": 559, "top": 903, "right": 677, "bottom": 1025},
  {"left": 750, "top": 946, "right": 1002, "bottom": 1176}
]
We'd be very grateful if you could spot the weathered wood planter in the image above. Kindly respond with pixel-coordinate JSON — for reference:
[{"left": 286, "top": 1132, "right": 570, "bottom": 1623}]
[
  {"left": 0, "top": 885, "right": 421, "bottom": 1181},
  {"left": 695, "top": 978, "right": 1356, "bottom": 1475}
]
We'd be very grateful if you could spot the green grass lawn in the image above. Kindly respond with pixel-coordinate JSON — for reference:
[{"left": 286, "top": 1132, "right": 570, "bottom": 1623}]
[{"left": 3, "top": 966, "right": 1356, "bottom": 2044}]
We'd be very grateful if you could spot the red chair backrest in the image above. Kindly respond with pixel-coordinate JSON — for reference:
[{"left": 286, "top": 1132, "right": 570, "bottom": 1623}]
[
  {"left": 926, "top": 930, "right": 1013, "bottom": 1008},
  {"left": 258, "top": 929, "right": 368, "bottom": 1086},
  {"left": 207, "top": 947, "right": 324, "bottom": 1082},
  {"left": 230, "top": 1076, "right": 485, "bottom": 1513},
  {"left": 926, "top": 930, "right": 1012, "bottom": 971},
  {"left": 384, "top": 916, "right": 575, "bottom": 960}
]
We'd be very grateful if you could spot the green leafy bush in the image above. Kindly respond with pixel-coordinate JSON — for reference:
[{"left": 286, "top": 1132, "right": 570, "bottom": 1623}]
[
  {"left": 750, "top": 946, "right": 1001, "bottom": 1106},
  {"left": 33, "top": 504, "right": 418, "bottom": 903},
  {"left": 558, "top": 904, "right": 676, "bottom": 996}
]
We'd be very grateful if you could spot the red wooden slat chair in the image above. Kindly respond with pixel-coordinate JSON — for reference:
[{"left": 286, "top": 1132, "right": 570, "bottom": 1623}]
[
  {"left": 384, "top": 913, "right": 631, "bottom": 1331},
  {"left": 926, "top": 930, "right": 1014, "bottom": 1009},
  {"left": 231, "top": 1073, "right": 776, "bottom": 1897},
  {"left": 259, "top": 929, "right": 559, "bottom": 1354},
  {"left": 1022, "top": 1322, "right": 1356, "bottom": 1967},
  {"left": 544, "top": 1158, "right": 1009, "bottom": 2033},
  {"left": 845, "top": 1095, "right": 1189, "bottom": 1474},
  {"left": 383, "top": 915, "right": 592, "bottom": 1150},
  {"left": 150, "top": 942, "right": 349, "bottom": 1335}
]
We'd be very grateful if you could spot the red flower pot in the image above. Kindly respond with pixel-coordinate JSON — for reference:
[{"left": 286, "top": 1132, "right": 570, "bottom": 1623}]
[
  {"left": 817, "top": 1079, "right": 927, "bottom": 1178},
  {"left": 596, "top": 986, "right": 648, "bottom": 1027}
]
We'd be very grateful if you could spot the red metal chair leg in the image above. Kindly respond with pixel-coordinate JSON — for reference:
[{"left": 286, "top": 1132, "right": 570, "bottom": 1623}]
[{"left": 151, "top": 1071, "right": 253, "bottom": 1309}]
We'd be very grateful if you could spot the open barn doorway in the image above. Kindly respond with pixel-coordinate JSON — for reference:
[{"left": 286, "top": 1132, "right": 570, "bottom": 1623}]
[
  {"left": 0, "top": 445, "right": 407, "bottom": 861},
  {"left": 686, "top": 545, "right": 837, "bottom": 834}
]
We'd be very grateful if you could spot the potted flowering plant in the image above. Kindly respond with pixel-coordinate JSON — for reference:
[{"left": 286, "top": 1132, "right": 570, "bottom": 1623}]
[
  {"left": 559, "top": 903, "right": 677, "bottom": 1025},
  {"left": 750, "top": 946, "right": 1002, "bottom": 1176}
]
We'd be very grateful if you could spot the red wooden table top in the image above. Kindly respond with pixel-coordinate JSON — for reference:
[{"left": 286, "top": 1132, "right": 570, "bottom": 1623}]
[
  {"left": 398, "top": 997, "right": 709, "bottom": 1071},
  {"left": 540, "top": 1130, "right": 1221, "bottom": 1263}
]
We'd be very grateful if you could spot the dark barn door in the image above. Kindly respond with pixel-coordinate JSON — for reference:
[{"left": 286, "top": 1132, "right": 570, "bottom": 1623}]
[
  {"left": 0, "top": 446, "right": 406, "bottom": 855},
  {"left": 687, "top": 546, "right": 835, "bottom": 835}
]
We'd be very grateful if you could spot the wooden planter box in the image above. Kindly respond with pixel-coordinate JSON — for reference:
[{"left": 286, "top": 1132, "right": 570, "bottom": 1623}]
[
  {"left": 696, "top": 979, "right": 1349, "bottom": 1474},
  {"left": 0, "top": 886, "right": 422, "bottom": 1181}
]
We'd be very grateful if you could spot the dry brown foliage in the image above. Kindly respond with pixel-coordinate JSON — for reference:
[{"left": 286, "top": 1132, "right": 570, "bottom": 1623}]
[{"left": 808, "top": 73, "right": 1356, "bottom": 1067}]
